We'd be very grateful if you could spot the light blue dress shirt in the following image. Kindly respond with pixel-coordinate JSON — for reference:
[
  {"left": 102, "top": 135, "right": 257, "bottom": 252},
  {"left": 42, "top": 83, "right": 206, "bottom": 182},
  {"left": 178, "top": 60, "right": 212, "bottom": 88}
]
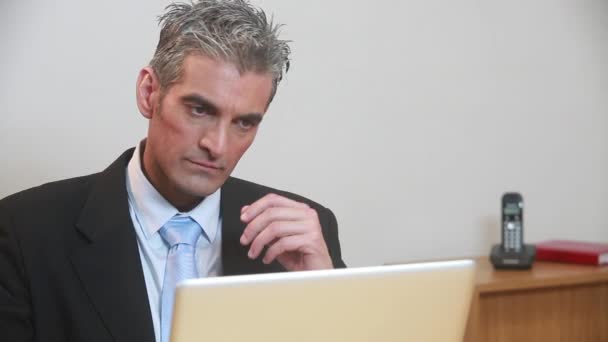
[{"left": 126, "top": 142, "right": 223, "bottom": 342}]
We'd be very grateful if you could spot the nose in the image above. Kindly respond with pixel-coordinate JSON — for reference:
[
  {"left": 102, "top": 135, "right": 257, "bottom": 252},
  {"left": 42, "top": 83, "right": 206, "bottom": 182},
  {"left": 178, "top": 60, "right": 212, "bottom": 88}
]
[{"left": 199, "top": 121, "right": 228, "bottom": 159}]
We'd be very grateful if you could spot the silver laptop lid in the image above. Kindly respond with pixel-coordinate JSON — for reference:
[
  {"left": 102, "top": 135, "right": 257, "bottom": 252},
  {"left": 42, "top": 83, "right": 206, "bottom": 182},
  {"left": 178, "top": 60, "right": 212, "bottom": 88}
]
[{"left": 171, "top": 259, "right": 475, "bottom": 342}]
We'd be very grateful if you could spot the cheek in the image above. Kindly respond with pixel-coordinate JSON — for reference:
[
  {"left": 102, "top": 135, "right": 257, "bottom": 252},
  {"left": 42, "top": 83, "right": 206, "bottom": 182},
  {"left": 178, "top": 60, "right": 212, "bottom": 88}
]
[
  {"left": 228, "top": 135, "right": 256, "bottom": 163},
  {"left": 155, "top": 112, "right": 196, "bottom": 150}
]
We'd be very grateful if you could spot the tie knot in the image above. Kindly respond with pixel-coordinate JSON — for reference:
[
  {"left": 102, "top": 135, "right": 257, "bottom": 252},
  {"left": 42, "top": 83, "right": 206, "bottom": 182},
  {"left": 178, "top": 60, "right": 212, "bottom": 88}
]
[{"left": 159, "top": 215, "right": 202, "bottom": 247}]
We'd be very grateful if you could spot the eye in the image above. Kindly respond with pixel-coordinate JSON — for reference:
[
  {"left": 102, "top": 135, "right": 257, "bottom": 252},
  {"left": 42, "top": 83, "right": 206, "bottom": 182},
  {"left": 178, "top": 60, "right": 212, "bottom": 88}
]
[
  {"left": 236, "top": 118, "right": 256, "bottom": 131},
  {"left": 190, "top": 105, "right": 209, "bottom": 117}
]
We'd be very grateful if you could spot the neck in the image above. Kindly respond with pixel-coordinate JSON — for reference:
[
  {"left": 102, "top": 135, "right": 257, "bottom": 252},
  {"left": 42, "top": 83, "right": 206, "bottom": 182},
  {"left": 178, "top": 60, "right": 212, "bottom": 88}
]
[{"left": 139, "top": 141, "right": 203, "bottom": 212}]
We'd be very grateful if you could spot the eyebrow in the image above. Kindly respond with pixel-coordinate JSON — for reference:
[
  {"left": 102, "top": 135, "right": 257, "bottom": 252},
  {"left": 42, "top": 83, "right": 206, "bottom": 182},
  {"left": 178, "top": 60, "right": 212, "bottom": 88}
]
[
  {"left": 180, "top": 93, "right": 264, "bottom": 124},
  {"left": 181, "top": 94, "right": 219, "bottom": 115},
  {"left": 237, "top": 113, "right": 264, "bottom": 125}
]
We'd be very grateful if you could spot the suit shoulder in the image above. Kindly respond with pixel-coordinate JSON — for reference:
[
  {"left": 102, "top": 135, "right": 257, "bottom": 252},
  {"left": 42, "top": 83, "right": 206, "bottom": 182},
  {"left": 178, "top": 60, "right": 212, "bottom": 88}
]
[
  {"left": 0, "top": 173, "right": 98, "bottom": 214},
  {"left": 224, "top": 177, "right": 328, "bottom": 210}
]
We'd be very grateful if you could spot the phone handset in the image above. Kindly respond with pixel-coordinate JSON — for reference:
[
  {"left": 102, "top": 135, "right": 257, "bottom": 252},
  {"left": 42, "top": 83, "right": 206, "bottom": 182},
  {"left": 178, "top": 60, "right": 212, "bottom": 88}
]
[
  {"left": 490, "top": 192, "right": 535, "bottom": 269},
  {"left": 502, "top": 193, "right": 523, "bottom": 253}
]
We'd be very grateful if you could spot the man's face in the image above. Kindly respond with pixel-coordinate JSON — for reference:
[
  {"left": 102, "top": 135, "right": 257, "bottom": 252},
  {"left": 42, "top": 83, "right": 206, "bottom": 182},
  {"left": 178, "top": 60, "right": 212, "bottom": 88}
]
[{"left": 140, "top": 54, "right": 274, "bottom": 209}]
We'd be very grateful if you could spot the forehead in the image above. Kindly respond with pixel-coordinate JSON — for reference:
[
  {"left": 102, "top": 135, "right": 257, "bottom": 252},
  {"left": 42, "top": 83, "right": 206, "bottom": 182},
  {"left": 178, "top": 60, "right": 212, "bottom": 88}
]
[{"left": 169, "top": 54, "right": 274, "bottom": 114}]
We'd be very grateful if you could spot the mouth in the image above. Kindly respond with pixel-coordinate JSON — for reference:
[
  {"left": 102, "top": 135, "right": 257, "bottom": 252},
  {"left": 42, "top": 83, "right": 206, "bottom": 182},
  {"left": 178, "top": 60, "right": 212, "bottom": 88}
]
[{"left": 186, "top": 159, "right": 225, "bottom": 172}]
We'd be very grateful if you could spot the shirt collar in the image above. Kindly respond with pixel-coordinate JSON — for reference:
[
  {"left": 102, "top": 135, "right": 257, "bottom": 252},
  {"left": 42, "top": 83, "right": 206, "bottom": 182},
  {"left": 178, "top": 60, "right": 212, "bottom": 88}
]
[{"left": 126, "top": 141, "right": 221, "bottom": 242}]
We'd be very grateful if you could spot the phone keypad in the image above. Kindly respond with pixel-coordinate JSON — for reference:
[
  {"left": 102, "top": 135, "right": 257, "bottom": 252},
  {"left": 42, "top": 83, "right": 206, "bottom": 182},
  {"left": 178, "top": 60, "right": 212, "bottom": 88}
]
[{"left": 503, "top": 220, "right": 522, "bottom": 252}]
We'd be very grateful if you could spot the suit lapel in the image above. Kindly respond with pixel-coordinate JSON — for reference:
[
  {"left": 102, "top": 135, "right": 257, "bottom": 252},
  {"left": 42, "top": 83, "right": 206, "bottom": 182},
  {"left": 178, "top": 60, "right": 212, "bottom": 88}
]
[
  {"left": 220, "top": 177, "right": 251, "bottom": 275},
  {"left": 71, "top": 149, "right": 155, "bottom": 342},
  {"left": 220, "top": 178, "right": 285, "bottom": 275}
]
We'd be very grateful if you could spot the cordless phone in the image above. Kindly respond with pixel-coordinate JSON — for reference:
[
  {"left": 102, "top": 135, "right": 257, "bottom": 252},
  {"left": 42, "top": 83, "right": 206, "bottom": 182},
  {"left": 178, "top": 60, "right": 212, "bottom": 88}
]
[
  {"left": 490, "top": 192, "right": 535, "bottom": 269},
  {"left": 502, "top": 193, "right": 523, "bottom": 253}
]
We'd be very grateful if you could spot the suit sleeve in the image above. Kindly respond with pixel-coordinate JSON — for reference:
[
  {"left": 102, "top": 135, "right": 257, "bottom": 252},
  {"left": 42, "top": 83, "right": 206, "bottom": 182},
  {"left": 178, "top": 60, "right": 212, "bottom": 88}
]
[
  {"left": 0, "top": 203, "right": 34, "bottom": 342},
  {"left": 319, "top": 207, "right": 347, "bottom": 268}
]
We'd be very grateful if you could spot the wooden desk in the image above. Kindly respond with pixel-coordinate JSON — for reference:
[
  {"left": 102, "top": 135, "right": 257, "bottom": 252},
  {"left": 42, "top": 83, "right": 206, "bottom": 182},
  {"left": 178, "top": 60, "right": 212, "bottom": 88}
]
[{"left": 465, "top": 257, "right": 608, "bottom": 342}]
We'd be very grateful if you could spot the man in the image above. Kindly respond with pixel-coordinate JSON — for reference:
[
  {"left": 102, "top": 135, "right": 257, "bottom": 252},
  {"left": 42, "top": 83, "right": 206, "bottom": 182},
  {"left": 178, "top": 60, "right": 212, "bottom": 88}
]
[{"left": 0, "top": 1, "right": 346, "bottom": 341}]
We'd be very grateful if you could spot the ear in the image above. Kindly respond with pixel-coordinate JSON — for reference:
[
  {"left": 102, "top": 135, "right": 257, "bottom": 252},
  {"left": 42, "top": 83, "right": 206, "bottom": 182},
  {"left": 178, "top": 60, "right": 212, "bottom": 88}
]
[{"left": 136, "top": 67, "right": 161, "bottom": 119}]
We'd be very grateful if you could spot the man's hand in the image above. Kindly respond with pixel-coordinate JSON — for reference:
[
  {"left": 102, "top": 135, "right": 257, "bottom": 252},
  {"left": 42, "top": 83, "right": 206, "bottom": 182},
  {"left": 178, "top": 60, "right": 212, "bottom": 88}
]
[{"left": 239, "top": 193, "right": 333, "bottom": 271}]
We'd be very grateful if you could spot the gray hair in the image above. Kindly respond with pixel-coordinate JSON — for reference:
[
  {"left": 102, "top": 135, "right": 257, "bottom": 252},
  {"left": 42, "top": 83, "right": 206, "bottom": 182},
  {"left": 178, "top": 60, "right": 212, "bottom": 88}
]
[{"left": 150, "top": 0, "right": 291, "bottom": 103}]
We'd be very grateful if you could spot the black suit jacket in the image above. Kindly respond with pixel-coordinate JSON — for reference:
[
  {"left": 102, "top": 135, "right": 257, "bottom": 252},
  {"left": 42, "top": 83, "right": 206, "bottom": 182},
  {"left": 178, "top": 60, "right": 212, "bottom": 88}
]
[{"left": 0, "top": 149, "right": 346, "bottom": 342}]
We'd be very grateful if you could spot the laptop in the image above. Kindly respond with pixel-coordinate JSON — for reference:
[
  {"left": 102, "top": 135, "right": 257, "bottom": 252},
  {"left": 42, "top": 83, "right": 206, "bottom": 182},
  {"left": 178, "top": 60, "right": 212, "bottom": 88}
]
[{"left": 170, "top": 259, "right": 475, "bottom": 342}]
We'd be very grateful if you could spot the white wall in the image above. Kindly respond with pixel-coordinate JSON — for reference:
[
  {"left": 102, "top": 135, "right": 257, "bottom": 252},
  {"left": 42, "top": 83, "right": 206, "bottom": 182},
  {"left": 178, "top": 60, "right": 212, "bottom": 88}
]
[{"left": 1, "top": 0, "right": 607, "bottom": 267}]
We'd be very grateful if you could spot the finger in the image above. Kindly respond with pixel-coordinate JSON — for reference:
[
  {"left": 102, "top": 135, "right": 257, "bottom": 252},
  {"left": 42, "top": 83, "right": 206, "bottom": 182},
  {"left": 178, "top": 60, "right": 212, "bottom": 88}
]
[
  {"left": 240, "top": 205, "right": 249, "bottom": 213},
  {"left": 241, "top": 193, "right": 309, "bottom": 223},
  {"left": 240, "top": 206, "right": 308, "bottom": 245},
  {"left": 247, "top": 220, "right": 307, "bottom": 259},
  {"left": 262, "top": 235, "right": 306, "bottom": 264}
]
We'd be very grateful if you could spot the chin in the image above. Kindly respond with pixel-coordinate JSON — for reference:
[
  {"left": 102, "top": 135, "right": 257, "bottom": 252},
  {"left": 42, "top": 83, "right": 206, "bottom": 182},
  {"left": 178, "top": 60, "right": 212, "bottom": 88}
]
[{"left": 179, "top": 176, "right": 225, "bottom": 197}]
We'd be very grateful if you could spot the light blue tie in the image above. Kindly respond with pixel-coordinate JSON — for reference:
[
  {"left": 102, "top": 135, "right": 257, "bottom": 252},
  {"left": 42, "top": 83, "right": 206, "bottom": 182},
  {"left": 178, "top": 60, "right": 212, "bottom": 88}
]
[{"left": 159, "top": 214, "right": 202, "bottom": 342}]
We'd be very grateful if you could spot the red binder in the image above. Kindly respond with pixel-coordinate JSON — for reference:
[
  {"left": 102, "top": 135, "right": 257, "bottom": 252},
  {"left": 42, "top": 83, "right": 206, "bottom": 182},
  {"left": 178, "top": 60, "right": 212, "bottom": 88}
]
[{"left": 535, "top": 240, "right": 608, "bottom": 265}]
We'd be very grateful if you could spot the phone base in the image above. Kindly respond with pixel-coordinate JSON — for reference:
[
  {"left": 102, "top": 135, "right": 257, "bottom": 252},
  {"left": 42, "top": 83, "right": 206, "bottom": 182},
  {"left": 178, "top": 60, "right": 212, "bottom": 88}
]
[{"left": 490, "top": 244, "right": 536, "bottom": 270}]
